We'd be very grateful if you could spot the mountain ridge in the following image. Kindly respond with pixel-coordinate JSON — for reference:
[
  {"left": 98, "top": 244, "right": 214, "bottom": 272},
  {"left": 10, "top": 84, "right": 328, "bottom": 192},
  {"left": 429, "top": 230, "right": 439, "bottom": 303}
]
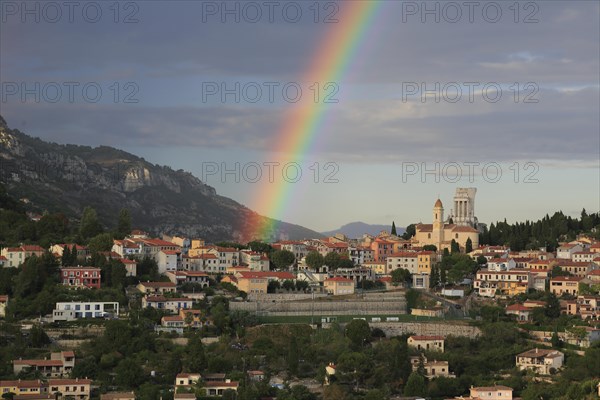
[
  {"left": 321, "top": 221, "right": 405, "bottom": 239},
  {"left": 0, "top": 116, "right": 322, "bottom": 242}
]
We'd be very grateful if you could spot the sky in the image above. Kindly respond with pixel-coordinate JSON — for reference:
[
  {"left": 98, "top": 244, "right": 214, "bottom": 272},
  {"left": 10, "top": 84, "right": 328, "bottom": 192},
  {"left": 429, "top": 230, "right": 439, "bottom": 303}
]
[{"left": 1, "top": 1, "right": 599, "bottom": 233}]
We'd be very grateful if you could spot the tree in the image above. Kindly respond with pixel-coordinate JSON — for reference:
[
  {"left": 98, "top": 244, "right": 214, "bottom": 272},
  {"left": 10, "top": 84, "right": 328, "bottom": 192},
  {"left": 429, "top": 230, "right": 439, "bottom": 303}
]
[
  {"left": 270, "top": 249, "right": 295, "bottom": 270},
  {"left": 403, "top": 371, "right": 426, "bottom": 396},
  {"left": 115, "top": 358, "right": 145, "bottom": 388},
  {"left": 267, "top": 280, "right": 280, "bottom": 293},
  {"left": 545, "top": 293, "right": 560, "bottom": 318},
  {"left": 450, "top": 239, "right": 460, "bottom": 254},
  {"left": 29, "top": 324, "right": 50, "bottom": 347},
  {"left": 391, "top": 268, "right": 411, "bottom": 286},
  {"left": 422, "top": 244, "right": 437, "bottom": 252},
  {"left": 79, "top": 207, "right": 103, "bottom": 239},
  {"left": 88, "top": 233, "right": 114, "bottom": 253},
  {"left": 345, "top": 319, "right": 370, "bottom": 348},
  {"left": 322, "top": 384, "right": 347, "bottom": 400},
  {"left": 402, "top": 224, "right": 415, "bottom": 240},
  {"left": 391, "top": 221, "right": 397, "bottom": 236},
  {"left": 465, "top": 237, "right": 473, "bottom": 253},
  {"left": 305, "top": 251, "right": 324, "bottom": 270},
  {"left": 476, "top": 255, "right": 487, "bottom": 266},
  {"left": 116, "top": 208, "right": 131, "bottom": 238},
  {"left": 324, "top": 252, "right": 342, "bottom": 270},
  {"left": 61, "top": 245, "right": 72, "bottom": 266},
  {"left": 288, "top": 336, "right": 299, "bottom": 375},
  {"left": 184, "top": 334, "right": 207, "bottom": 372},
  {"left": 282, "top": 279, "right": 295, "bottom": 291},
  {"left": 429, "top": 265, "right": 439, "bottom": 288}
]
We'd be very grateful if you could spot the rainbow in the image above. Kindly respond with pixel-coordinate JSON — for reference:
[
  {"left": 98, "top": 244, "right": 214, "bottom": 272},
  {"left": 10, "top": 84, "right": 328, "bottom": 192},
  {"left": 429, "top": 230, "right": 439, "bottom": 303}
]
[{"left": 244, "top": 1, "right": 382, "bottom": 241}]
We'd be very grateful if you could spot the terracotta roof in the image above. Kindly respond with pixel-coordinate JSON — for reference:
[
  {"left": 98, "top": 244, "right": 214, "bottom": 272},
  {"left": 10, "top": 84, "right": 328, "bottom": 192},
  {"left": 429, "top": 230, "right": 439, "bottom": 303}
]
[
  {"left": 0, "top": 295, "right": 9, "bottom": 302},
  {"left": 409, "top": 335, "right": 444, "bottom": 341},
  {"left": 237, "top": 271, "right": 295, "bottom": 280},
  {"left": 0, "top": 379, "right": 47, "bottom": 388},
  {"left": 434, "top": 199, "right": 443, "bottom": 207},
  {"left": 48, "top": 378, "right": 92, "bottom": 385},
  {"left": 140, "top": 281, "right": 176, "bottom": 288},
  {"left": 205, "top": 381, "right": 239, "bottom": 388},
  {"left": 161, "top": 250, "right": 180, "bottom": 255},
  {"left": 387, "top": 252, "right": 418, "bottom": 258},
  {"left": 506, "top": 304, "right": 532, "bottom": 312},
  {"left": 13, "top": 359, "right": 64, "bottom": 367},
  {"left": 551, "top": 276, "right": 583, "bottom": 282},
  {"left": 517, "top": 348, "right": 563, "bottom": 359},
  {"left": 20, "top": 245, "right": 45, "bottom": 252},
  {"left": 325, "top": 277, "right": 354, "bottom": 282}
]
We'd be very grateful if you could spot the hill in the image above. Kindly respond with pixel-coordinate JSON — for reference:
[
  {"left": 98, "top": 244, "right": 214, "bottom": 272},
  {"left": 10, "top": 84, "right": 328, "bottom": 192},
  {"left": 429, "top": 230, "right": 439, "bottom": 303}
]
[
  {"left": 0, "top": 116, "right": 322, "bottom": 242},
  {"left": 321, "top": 221, "right": 405, "bottom": 239}
]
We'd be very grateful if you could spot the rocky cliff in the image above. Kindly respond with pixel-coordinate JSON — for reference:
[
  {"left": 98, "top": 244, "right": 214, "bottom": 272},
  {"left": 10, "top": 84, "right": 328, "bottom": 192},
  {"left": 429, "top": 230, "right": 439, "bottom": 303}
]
[{"left": 0, "top": 116, "right": 321, "bottom": 242}]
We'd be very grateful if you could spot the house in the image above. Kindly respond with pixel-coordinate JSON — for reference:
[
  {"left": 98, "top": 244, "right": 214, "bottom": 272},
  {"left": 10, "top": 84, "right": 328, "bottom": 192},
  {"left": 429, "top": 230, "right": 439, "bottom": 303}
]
[
  {"left": 410, "top": 355, "right": 455, "bottom": 379},
  {"left": 324, "top": 363, "right": 336, "bottom": 385},
  {"left": 386, "top": 252, "right": 418, "bottom": 274},
  {"left": 247, "top": 370, "right": 265, "bottom": 382},
  {"left": 142, "top": 296, "right": 194, "bottom": 314},
  {"left": 572, "top": 251, "right": 596, "bottom": 263},
  {"left": 120, "top": 258, "right": 137, "bottom": 277},
  {"left": 0, "top": 295, "right": 8, "bottom": 318},
  {"left": 239, "top": 250, "right": 270, "bottom": 272},
  {"left": 48, "top": 378, "right": 92, "bottom": 400},
  {"left": 324, "top": 277, "right": 355, "bottom": 295},
  {"left": 557, "top": 244, "right": 583, "bottom": 259},
  {"left": 175, "top": 372, "right": 201, "bottom": 387},
  {"left": 204, "top": 380, "right": 239, "bottom": 397},
  {"left": 179, "top": 308, "right": 206, "bottom": 328},
  {"left": 554, "top": 259, "right": 596, "bottom": 277},
  {"left": 52, "top": 302, "right": 119, "bottom": 322},
  {"left": 349, "top": 246, "right": 374, "bottom": 265},
  {"left": 49, "top": 244, "right": 90, "bottom": 260},
  {"left": 157, "top": 249, "right": 180, "bottom": 274},
  {"left": 587, "top": 270, "right": 600, "bottom": 282},
  {"left": 225, "top": 273, "right": 268, "bottom": 294},
  {"left": 13, "top": 351, "right": 75, "bottom": 377},
  {"left": 407, "top": 335, "right": 445, "bottom": 352},
  {"left": 1, "top": 245, "right": 45, "bottom": 267},
  {"left": 467, "top": 385, "right": 513, "bottom": 400},
  {"left": 565, "top": 296, "right": 600, "bottom": 320},
  {"left": 412, "top": 273, "right": 430, "bottom": 289},
  {"left": 550, "top": 276, "right": 583, "bottom": 296},
  {"left": 516, "top": 348, "right": 564, "bottom": 375},
  {"left": 0, "top": 380, "right": 49, "bottom": 397},
  {"left": 362, "top": 260, "right": 387, "bottom": 276},
  {"left": 371, "top": 238, "right": 397, "bottom": 262},
  {"left": 166, "top": 271, "right": 210, "bottom": 288},
  {"left": 417, "top": 251, "right": 435, "bottom": 275},
  {"left": 182, "top": 253, "right": 222, "bottom": 273},
  {"left": 160, "top": 315, "right": 185, "bottom": 332},
  {"left": 0, "top": 255, "right": 6, "bottom": 267},
  {"left": 474, "top": 269, "right": 531, "bottom": 297},
  {"left": 487, "top": 258, "right": 517, "bottom": 271},
  {"left": 60, "top": 267, "right": 101, "bottom": 289},
  {"left": 100, "top": 392, "right": 136, "bottom": 400},
  {"left": 136, "top": 281, "right": 177, "bottom": 295},
  {"left": 505, "top": 303, "right": 535, "bottom": 322}
]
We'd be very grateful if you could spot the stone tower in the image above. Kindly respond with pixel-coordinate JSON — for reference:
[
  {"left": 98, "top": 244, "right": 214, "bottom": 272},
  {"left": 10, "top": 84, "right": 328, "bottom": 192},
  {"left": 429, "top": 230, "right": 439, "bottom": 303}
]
[
  {"left": 432, "top": 199, "right": 444, "bottom": 247},
  {"left": 453, "top": 188, "right": 477, "bottom": 227}
]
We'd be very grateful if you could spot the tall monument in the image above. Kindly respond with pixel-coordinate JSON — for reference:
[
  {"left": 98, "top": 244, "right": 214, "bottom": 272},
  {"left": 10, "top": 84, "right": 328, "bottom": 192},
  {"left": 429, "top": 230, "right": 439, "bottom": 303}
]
[{"left": 452, "top": 188, "right": 477, "bottom": 227}]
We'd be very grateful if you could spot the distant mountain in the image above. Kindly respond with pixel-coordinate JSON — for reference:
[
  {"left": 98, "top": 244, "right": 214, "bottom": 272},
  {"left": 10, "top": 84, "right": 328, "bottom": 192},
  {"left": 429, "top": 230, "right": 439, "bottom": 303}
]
[
  {"left": 0, "top": 116, "right": 322, "bottom": 242},
  {"left": 321, "top": 222, "right": 405, "bottom": 239}
]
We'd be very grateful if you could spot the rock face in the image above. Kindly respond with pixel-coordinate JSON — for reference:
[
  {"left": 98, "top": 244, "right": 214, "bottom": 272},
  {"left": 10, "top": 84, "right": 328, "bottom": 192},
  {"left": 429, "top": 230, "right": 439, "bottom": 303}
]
[{"left": 0, "top": 116, "right": 321, "bottom": 242}]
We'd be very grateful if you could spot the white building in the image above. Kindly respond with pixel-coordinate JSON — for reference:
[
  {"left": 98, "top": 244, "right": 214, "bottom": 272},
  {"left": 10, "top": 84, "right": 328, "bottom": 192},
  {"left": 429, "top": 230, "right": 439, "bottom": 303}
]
[
  {"left": 557, "top": 244, "right": 583, "bottom": 259},
  {"left": 52, "top": 302, "right": 119, "bottom": 322}
]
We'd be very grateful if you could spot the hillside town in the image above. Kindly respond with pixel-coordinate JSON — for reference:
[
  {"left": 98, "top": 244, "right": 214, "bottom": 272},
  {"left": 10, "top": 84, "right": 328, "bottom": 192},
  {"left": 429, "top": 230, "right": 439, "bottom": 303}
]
[{"left": 0, "top": 186, "right": 599, "bottom": 400}]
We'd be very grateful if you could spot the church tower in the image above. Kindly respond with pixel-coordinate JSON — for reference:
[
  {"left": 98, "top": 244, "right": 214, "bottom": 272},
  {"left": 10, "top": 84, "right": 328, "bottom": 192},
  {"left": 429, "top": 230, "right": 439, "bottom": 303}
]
[{"left": 432, "top": 199, "right": 444, "bottom": 248}]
